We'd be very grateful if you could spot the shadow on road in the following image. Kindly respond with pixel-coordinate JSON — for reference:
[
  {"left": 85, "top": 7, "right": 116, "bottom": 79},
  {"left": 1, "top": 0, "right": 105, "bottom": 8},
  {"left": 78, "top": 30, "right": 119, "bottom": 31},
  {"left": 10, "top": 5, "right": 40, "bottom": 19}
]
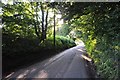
[{"left": 4, "top": 41, "right": 98, "bottom": 79}]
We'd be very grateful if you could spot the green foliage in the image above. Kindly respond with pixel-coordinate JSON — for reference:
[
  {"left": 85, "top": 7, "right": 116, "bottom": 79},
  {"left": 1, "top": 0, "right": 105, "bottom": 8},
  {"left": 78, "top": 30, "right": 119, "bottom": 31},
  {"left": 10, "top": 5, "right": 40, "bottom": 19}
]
[
  {"left": 2, "top": 33, "right": 39, "bottom": 57},
  {"left": 66, "top": 2, "right": 119, "bottom": 79},
  {"left": 94, "top": 40, "right": 119, "bottom": 79},
  {"left": 2, "top": 2, "right": 119, "bottom": 79},
  {"left": 2, "top": 3, "right": 37, "bottom": 38},
  {"left": 56, "top": 24, "right": 70, "bottom": 36},
  {"left": 40, "top": 35, "right": 76, "bottom": 50},
  {"left": 2, "top": 33, "right": 75, "bottom": 74},
  {"left": 2, "top": 2, "right": 55, "bottom": 41},
  {"left": 55, "top": 35, "right": 76, "bottom": 48},
  {"left": 3, "top": 33, "right": 75, "bottom": 58}
]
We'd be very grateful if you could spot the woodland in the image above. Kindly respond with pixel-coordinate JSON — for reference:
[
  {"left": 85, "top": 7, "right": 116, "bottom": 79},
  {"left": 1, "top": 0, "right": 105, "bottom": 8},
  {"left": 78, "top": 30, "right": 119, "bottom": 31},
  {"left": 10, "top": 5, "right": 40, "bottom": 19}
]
[{"left": 1, "top": 2, "right": 119, "bottom": 79}]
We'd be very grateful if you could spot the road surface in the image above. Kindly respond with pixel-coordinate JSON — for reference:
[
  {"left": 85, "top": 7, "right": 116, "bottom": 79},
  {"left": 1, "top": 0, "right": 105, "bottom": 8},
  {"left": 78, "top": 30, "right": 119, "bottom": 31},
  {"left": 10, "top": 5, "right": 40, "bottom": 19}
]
[{"left": 5, "top": 42, "right": 93, "bottom": 79}]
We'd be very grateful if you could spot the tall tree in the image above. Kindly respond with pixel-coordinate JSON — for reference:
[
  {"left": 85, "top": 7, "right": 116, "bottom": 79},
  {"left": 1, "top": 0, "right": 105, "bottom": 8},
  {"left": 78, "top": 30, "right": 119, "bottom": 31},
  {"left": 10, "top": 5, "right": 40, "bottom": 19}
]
[
  {"left": 53, "top": 9, "right": 56, "bottom": 47},
  {"left": 40, "top": 2, "right": 49, "bottom": 41}
]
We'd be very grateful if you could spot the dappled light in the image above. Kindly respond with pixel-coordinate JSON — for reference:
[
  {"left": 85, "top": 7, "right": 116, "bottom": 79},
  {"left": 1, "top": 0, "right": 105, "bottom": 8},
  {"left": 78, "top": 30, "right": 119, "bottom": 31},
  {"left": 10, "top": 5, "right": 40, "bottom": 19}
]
[
  {"left": 77, "top": 49, "right": 86, "bottom": 53},
  {"left": 5, "top": 72, "right": 14, "bottom": 78},
  {"left": 35, "top": 70, "right": 48, "bottom": 78},
  {"left": 9, "top": 69, "right": 48, "bottom": 78},
  {"left": 17, "top": 70, "right": 30, "bottom": 78},
  {"left": 77, "top": 47, "right": 92, "bottom": 62},
  {"left": 4, "top": 44, "right": 93, "bottom": 78},
  {"left": 2, "top": 2, "right": 119, "bottom": 79},
  {"left": 81, "top": 54, "right": 92, "bottom": 62}
]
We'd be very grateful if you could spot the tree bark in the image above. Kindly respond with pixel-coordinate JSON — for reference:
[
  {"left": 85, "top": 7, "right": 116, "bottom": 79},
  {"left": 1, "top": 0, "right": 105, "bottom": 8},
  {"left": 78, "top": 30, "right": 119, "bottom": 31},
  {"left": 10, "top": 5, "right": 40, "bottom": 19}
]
[
  {"left": 34, "top": 2, "right": 40, "bottom": 39},
  {"left": 53, "top": 9, "right": 56, "bottom": 47},
  {"left": 40, "top": 3, "right": 49, "bottom": 41},
  {"left": 36, "top": 2, "right": 41, "bottom": 34},
  {"left": 40, "top": 2, "right": 45, "bottom": 41},
  {"left": 34, "top": 21, "right": 40, "bottom": 38},
  {"left": 45, "top": 9, "right": 49, "bottom": 39}
]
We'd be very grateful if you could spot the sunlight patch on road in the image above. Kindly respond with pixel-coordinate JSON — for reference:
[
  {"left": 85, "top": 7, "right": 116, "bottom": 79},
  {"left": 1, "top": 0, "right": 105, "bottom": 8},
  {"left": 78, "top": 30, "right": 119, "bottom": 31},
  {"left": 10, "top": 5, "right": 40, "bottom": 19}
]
[
  {"left": 35, "top": 70, "right": 48, "bottom": 78},
  {"left": 17, "top": 70, "right": 29, "bottom": 78},
  {"left": 77, "top": 49, "right": 92, "bottom": 62},
  {"left": 30, "top": 68, "right": 37, "bottom": 73},
  {"left": 44, "top": 52, "right": 65, "bottom": 67},
  {"left": 75, "top": 39, "right": 85, "bottom": 47},
  {"left": 77, "top": 49, "right": 86, "bottom": 53},
  {"left": 81, "top": 54, "right": 92, "bottom": 62},
  {"left": 5, "top": 72, "right": 14, "bottom": 78}
]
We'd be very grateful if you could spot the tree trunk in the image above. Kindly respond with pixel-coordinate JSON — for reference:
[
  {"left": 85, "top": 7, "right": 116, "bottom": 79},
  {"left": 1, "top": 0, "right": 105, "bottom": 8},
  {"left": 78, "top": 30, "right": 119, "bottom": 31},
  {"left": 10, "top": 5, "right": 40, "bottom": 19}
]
[
  {"left": 34, "top": 21, "right": 40, "bottom": 38},
  {"left": 40, "top": 2, "right": 45, "bottom": 41},
  {"left": 36, "top": 2, "right": 41, "bottom": 34},
  {"left": 44, "top": 9, "right": 49, "bottom": 39},
  {"left": 53, "top": 9, "right": 56, "bottom": 47},
  {"left": 40, "top": 3, "right": 49, "bottom": 41},
  {"left": 34, "top": 2, "right": 40, "bottom": 39}
]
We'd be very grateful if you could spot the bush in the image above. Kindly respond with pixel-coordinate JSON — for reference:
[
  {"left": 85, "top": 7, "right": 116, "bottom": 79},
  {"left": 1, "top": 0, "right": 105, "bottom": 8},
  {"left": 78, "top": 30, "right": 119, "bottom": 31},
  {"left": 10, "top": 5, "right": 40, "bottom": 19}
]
[
  {"left": 2, "top": 33, "right": 39, "bottom": 57},
  {"left": 83, "top": 36, "right": 119, "bottom": 80},
  {"left": 40, "top": 35, "right": 76, "bottom": 50}
]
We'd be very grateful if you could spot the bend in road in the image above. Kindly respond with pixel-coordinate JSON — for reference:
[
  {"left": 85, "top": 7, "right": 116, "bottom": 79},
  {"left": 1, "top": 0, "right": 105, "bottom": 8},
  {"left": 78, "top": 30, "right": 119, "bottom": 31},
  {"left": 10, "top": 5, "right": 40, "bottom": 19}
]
[{"left": 5, "top": 43, "right": 91, "bottom": 78}]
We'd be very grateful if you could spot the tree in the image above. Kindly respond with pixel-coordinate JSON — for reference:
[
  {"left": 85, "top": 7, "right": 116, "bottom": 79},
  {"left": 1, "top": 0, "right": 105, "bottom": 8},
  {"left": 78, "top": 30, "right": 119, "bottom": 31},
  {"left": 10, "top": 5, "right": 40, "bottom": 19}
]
[
  {"left": 2, "top": 2, "right": 53, "bottom": 42},
  {"left": 40, "top": 2, "right": 49, "bottom": 41},
  {"left": 53, "top": 9, "right": 56, "bottom": 47},
  {"left": 54, "top": 2, "right": 119, "bottom": 79},
  {"left": 2, "top": 2, "right": 36, "bottom": 38}
]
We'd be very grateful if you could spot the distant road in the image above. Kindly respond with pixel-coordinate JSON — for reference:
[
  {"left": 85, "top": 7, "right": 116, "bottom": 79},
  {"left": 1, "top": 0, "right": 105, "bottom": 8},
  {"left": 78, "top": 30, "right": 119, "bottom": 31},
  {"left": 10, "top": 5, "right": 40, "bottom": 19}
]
[{"left": 5, "top": 42, "right": 93, "bottom": 78}]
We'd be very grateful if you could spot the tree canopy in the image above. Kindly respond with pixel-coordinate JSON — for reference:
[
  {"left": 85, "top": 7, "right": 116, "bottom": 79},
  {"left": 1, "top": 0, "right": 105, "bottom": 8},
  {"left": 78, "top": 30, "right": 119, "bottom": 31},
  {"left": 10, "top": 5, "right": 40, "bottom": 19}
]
[{"left": 2, "top": 2, "right": 119, "bottom": 79}]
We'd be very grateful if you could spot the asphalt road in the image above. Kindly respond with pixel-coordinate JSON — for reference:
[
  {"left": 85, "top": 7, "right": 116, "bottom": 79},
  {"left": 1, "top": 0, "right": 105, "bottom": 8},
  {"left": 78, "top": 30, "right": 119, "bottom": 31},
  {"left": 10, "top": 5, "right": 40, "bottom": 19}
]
[{"left": 5, "top": 42, "right": 92, "bottom": 79}]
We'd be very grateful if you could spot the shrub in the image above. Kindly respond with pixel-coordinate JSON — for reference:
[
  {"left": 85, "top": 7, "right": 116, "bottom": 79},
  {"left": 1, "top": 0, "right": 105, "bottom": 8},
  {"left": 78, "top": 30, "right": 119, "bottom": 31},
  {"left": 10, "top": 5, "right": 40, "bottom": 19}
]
[{"left": 40, "top": 35, "right": 76, "bottom": 50}]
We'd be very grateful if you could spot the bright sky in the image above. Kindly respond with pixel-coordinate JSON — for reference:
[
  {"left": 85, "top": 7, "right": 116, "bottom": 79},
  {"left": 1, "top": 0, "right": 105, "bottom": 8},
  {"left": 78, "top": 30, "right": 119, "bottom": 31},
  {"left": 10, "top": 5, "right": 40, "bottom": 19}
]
[
  {"left": 0, "top": 0, "right": 64, "bottom": 28},
  {"left": 0, "top": 7, "right": 2, "bottom": 28},
  {"left": 0, "top": 7, "right": 2, "bottom": 15},
  {"left": 0, "top": 25, "right": 2, "bottom": 28},
  {"left": 1, "top": 0, "right": 13, "bottom": 5},
  {"left": 38, "top": 11, "right": 63, "bottom": 25}
]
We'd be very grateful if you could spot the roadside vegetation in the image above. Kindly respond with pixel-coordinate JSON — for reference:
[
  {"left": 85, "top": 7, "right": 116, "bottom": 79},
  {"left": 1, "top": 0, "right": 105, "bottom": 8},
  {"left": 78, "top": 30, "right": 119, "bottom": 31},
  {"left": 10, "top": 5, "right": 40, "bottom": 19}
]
[
  {"left": 58, "top": 3, "right": 119, "bottom": 79},
  {"left": 1, "top": 2, "right": 119, "bottom": 79},
  {"left": 1, "top": 2, "right": 75, "bottom": 75},
  {"left": 3, "top": 33, "right": 75, "bottom": 75}
]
